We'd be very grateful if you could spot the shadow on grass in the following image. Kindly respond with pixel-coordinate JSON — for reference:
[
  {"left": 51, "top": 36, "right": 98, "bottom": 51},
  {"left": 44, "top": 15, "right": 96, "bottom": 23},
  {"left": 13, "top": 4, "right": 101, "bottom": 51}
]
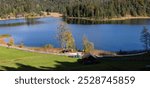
[
  {"left": 0, "top": 61, "right": 124, "bottom": 71},
  {"left": 1, "top": 52, "right": 150, "bottom": 71},
  {"left": 0, "top": 63, "right": 50, "bottom": 71},
  {"left": 0, "top": 61, "right": 81, "bottom": 71},
  {"left": 1, "top": 61, "right": 150, "bottom": 71}
]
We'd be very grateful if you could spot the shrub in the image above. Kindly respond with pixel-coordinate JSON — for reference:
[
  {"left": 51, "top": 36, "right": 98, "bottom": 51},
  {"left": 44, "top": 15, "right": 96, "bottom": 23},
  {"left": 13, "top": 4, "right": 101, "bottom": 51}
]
[{"left": 44, "top": 44, "right": 53, "bottom": 49}]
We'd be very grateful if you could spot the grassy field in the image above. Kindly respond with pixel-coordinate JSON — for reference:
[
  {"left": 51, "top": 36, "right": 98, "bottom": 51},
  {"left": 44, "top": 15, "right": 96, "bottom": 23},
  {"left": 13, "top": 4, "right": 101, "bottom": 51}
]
[
  {"left": 0, "top": 46, "right": 77, "bottom": 71},
  {"left": 0, "top": 46, "right": 150, "bottom": 71}
]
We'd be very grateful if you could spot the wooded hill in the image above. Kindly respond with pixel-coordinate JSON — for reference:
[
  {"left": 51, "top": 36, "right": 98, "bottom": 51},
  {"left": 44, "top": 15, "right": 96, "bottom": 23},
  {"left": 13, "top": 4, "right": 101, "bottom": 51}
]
[{"left": 0, "top": 0, "right": 150, "bottom": 19}]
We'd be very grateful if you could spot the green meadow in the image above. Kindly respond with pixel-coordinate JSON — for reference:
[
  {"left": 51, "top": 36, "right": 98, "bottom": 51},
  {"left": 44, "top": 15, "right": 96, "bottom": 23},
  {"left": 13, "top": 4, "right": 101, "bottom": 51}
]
[
  {"left": 0, "top": 46, "right": 150, "bottom": 71},
  {"left": 0, "top": 46, "right": 77, "bottom": 71}
]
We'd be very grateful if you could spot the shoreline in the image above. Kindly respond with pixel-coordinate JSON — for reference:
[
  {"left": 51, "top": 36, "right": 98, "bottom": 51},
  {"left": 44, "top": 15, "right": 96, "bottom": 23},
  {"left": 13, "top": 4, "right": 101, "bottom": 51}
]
[
  {"left": 0, "top": 12, "right": 63, "bottom": 21},
  {"left": 67, "top": 16, "right": 150, "bottom": 21},
  {"left": 1, "top": 13, "right": 150, "bottom": 21}
]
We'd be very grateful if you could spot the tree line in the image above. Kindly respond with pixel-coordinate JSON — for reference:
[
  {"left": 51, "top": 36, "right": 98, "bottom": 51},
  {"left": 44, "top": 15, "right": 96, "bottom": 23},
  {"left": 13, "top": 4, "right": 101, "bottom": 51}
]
[
  {"left": 1, "top": 0, "right": 150, "bottom": 19},
  {"left": 0, "top": 0, "right": 41, "bottom": 18},
  {"left": 64, "top": 0, "right": 150, "bottom": 19}
]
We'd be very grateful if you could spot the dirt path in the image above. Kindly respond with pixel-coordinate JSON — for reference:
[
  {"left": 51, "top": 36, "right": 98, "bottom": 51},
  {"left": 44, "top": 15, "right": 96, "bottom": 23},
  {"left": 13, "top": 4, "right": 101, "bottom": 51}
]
[
  {"left": 0, "top": 44, "right": 83, "bottom": 57},
  {"left": 1, "top": 44, "right": 146, "bottom": 58},
  {"left": 0, "top": 44, "right": 66, "bottom": 56},
  {"left": 98, "top": 52, "right": 147, "bottom": 58}
]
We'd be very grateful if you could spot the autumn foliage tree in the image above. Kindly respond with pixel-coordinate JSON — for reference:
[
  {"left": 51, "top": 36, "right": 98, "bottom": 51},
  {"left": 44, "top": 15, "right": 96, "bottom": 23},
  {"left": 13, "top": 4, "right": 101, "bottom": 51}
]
[
  {"left": 0, "top": 34, "right": 11, "bottom": 44},
  {"left": 82, "top": 35, "right": 94, "bottom": 53},
  {"left": 7, "top": 37, "right": 14, "bottom": 48},
  {"left": 57, "top": 22, "right": 75, "bottom": 51}
]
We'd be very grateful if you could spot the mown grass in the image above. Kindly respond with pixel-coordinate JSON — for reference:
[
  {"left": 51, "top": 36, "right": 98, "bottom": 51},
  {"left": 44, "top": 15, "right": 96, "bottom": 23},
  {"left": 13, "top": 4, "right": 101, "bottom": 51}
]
[
  {"left": 0, "top": 46, "right": 150, "bottom": 71},
  {"left": 0, "top": 46, "right": 77, "bottom": 71}
]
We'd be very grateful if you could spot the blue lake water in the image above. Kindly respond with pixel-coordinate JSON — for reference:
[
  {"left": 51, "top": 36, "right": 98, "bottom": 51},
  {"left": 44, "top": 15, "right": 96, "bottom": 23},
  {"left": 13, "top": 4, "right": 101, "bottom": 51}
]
[{"left": 0, "top": 17, "right": 150, "bottom": 51}]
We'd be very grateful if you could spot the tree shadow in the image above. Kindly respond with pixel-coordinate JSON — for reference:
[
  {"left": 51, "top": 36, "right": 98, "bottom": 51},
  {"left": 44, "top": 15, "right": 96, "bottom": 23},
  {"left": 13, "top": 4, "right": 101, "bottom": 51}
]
[
  {"left": 0, "top": 63, "right": 51, "bottom": 71},
  {"left": 0, "top": 62, "right": 137, "bottom": 71},
  {"left": 0, "top": 61, "right": 81, "bottom": 71},
  {"left": 0, "top": 61, "right": 112, "bottom": 71},
  {"left": 1, "top": 59, "right": 150, "bottom": 71}
]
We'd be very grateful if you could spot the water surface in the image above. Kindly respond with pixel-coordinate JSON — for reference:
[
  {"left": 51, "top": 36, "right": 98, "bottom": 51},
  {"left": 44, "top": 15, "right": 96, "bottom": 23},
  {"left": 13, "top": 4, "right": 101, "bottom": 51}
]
[{"left": 0, "top": 17, "right": 150, "bottom": 51}]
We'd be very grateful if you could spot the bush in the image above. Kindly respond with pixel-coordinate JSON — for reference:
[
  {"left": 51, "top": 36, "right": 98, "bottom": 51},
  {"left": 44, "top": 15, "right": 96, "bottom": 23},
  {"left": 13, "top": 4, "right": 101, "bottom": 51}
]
[
  {"left": 7, "top": 37, "right": 14, "bottom": 47},
  {"left": 18, "top": 43, "right": 24, "bottom": 48},
  {"left": 44, "top": 44, "right": 53, "bottom": 49}
]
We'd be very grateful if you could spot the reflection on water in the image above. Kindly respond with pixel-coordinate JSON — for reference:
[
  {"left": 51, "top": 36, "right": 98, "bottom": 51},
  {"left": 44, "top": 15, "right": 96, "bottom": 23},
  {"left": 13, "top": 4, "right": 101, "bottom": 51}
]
[
  {"left": 0, "top": 18, "right": 43, "bottom": 27},
  {"left": 64, "top": 18, "right": 150, "bottom": 25}
]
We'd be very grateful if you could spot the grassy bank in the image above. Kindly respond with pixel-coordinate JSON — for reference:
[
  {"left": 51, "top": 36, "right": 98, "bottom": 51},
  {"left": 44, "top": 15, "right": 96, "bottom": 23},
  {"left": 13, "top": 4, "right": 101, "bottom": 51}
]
[{"left": 0, "top": 46, "right": 150, "bottom": 71}]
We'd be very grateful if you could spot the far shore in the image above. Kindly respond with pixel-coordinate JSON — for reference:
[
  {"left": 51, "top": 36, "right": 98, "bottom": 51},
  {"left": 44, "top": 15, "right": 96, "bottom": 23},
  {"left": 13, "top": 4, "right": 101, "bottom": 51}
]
[
  {"left": 67, "top": 16, "right": 150, "bottom": 21},
  {"left": 0, "top": 12, "right": 63, "bottom": 21},
  {"left": 1, "top": 13, "right": 150, "bottom": 22}
]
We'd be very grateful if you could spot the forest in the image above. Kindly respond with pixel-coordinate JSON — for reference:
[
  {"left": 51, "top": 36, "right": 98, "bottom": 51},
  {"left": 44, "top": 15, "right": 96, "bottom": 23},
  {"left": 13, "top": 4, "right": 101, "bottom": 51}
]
[{"left": 0, "top": 0, "right": 150, "bottom": 19}]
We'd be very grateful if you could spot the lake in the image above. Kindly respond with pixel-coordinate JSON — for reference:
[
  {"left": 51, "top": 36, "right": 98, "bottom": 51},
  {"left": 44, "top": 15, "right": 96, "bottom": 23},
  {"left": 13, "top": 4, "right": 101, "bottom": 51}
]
[{"left": 0, "top": 17, "right": 150, "bottom": 51}]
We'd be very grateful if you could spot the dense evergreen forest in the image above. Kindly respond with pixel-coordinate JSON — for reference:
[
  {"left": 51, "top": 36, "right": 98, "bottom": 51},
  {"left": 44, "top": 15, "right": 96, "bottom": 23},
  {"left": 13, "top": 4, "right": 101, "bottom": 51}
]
[{"left": 0, "top": 0, "right": 150, "bottom": 19}]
